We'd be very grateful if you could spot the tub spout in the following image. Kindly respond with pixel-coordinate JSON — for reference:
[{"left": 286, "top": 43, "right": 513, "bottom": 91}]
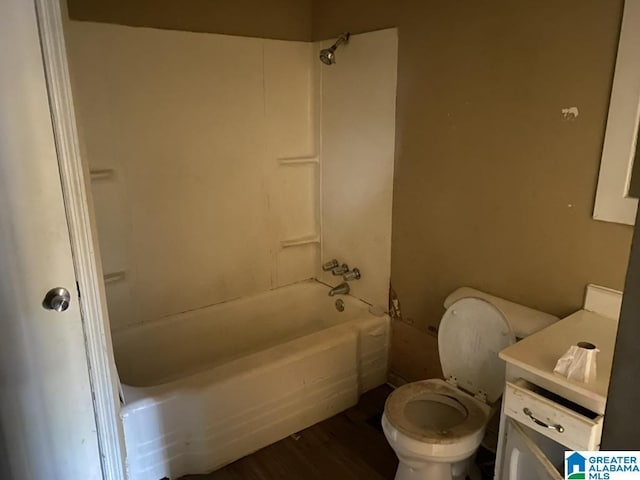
[{"left": 328, "top": 282, "right": 350, "bottom": 296}]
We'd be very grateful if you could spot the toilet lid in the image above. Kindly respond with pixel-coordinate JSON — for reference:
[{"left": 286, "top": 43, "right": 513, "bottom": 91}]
[{"left": 438, "top": 297, "right": 515, "bottom": 403}]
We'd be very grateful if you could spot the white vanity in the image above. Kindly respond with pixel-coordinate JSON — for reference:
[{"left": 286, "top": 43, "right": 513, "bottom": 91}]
[{"left": 494, "top": 286, "right": 621, "bottom": 479}]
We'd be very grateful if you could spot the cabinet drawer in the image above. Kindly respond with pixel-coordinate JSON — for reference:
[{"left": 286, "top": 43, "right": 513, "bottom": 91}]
[{"left": 504, "top": 379, "right": 603, "bottom": 450}]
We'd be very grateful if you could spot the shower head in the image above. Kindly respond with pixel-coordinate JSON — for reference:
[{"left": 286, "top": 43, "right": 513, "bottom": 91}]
[
  {"left": 319, "top": 47, "right": 336, "bottom": 65},
  {"left": 319, "top": 32, "right": 350, "bottom": 65}
]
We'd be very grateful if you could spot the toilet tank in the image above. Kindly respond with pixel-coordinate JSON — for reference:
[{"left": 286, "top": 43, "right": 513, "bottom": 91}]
[{"left": 444, "top": 287, "right": 558, "bottom": 338}]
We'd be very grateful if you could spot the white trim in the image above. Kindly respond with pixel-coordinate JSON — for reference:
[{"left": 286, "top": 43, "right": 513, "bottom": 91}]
[
  {"left": 34, "top": 1, "right": 127, "bottom": 479},
  {"left": 584, "top": 284, "right": 623, "bottom": 321},
  {"left": 593, "top": 0, "right": 640, "bottom": 226}
]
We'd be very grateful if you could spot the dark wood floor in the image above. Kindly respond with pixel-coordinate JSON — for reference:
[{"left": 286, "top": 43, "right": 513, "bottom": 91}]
[{"left": 179, "top": 385, "right": 398, "bottom": 480}]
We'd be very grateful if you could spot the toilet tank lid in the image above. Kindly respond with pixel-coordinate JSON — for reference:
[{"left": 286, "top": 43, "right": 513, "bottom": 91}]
[{"left": 443, "top": 287, "right": 558, "bottom": 338}]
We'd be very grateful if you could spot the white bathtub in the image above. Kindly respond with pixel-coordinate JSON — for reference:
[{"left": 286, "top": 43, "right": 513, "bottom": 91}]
[{"left": 112, "top": 280, "right": 390, "bottom": 480}]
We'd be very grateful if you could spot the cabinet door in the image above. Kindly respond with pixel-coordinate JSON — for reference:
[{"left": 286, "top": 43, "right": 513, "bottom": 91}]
[{"left": 502, "top": 419, "right": 563, "bottom": 480}]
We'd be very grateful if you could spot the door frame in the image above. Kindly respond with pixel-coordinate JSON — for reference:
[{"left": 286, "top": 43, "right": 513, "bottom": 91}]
[{"left": 34, "top": 0, "right": 127, "bottom": 478}]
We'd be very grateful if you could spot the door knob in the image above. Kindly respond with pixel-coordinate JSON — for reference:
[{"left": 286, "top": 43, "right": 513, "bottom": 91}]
[{"left": 43, "top": 287, "right": 71, "bottom": 312}]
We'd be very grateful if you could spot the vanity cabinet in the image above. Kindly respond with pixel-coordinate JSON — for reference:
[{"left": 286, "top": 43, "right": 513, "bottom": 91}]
[{"left": 494, "top": 287, "right": 620, "bottom": 479}]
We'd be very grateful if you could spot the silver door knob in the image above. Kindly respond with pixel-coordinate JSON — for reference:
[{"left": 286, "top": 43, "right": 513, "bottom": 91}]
[{"left": 43, "top": 287, "right": 71, "bottom": 312}]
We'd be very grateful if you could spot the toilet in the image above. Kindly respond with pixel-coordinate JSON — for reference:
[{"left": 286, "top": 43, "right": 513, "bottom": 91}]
[{"left": 382, "top": 287, "right": 557, "bottom": 480}]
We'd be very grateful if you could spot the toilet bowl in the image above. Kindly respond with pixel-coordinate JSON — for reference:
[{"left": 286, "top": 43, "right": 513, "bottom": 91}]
[
  {"left": 382, "top": 379, "right": 490, "bottom": 480},
  {"left": 382, "top": 288, "right": 558, "bottom": 480}
]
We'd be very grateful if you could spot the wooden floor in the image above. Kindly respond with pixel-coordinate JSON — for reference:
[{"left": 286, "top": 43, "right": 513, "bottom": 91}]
[{"left": 179, "top": 385, "right": 398, "bottom": 480}]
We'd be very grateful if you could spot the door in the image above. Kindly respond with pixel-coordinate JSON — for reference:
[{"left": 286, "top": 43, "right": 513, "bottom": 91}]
[
  {"left": 0, "top": 0, "right": 103, "bottom": 479},
  {"left": 501, "top": 419, "right": 564, "bottom": 480}
]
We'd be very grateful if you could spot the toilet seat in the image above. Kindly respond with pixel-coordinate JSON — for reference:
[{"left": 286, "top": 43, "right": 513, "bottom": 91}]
[{"left": 384, "top": 379, "right": 488, "bottom": 445}]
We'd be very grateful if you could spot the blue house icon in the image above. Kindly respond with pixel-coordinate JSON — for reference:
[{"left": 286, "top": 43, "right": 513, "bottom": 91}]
[{"left": 567, "top": 452, "right": 586, "bottom": 477}]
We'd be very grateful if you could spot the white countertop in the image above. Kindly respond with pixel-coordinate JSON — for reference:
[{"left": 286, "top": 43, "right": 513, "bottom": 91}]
[{"left": 499, "top": 309, "right": 618, "bottom": 413}]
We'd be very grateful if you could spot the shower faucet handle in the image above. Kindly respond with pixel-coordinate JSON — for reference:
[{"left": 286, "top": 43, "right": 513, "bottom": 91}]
[
  {"left": 322, "top": 259, "right": 340, "bottom": 271},
  {"left": 331, "top": 264, "right": 350, "bottom": 276},
  {"left": 342, "top": 268, "right": 361, "bottom": 281}
]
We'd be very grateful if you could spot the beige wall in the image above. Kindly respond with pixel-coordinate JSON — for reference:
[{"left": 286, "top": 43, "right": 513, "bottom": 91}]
[
  {"left": 67, "top": 0, "right": 312, "bottom": 41},
  {"left": 312, "top": 0, "right": 633, "bottom": 382}
]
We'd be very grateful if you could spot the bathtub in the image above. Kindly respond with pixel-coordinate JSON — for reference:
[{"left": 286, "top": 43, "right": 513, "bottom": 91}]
[{"left": 112, "top": 280, "right": 390, "bottom": 480}]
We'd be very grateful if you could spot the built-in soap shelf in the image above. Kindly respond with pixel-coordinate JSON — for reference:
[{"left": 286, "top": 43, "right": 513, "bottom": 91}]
[
  {"left": 90, "top": 169, "right": 116, "bottom": 181},
  {"left": 103, "top": 271, "right": 126, "bottom": 285},
  {"left": 280, "top": 234, "right": 320, "bottom": 248},
  {"left": 277, "top": 156, "right": 319, "bottom": 166}
]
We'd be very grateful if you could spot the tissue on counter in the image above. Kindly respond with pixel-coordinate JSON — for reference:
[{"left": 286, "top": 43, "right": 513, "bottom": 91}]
[{"left": 553, "top": 342, "right": 599, "bottom": 383}]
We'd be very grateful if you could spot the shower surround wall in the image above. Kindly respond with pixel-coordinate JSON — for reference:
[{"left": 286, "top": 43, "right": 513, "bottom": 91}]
[
  {"left": 68, "top": 22, "right": 397, "bottom": 478},
  {"left": 68, "top": 22, "right": 320, "bottom": 329},
  {"left": 68, "top": 22, "right": 397, "bottom": 330},
  {"left": 317, "top": 30, "right": 396, "bottom": 308}
]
